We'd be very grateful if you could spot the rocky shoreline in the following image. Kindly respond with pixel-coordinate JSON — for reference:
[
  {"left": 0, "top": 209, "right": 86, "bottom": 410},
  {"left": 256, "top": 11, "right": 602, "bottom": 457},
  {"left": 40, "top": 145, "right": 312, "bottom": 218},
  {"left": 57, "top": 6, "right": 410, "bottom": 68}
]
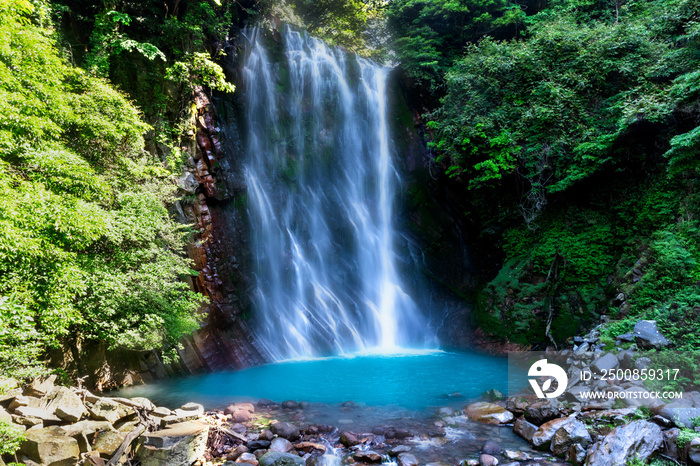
[{"left": 2, "top": 319, "right": 700, "bottom": 466}]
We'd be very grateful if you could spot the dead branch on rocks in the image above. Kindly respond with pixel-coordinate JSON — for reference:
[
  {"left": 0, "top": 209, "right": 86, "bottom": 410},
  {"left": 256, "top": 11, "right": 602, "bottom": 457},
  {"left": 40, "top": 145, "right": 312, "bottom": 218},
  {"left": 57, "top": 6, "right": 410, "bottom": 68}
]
[
  {"left": 207, "top": 424, "right": 247, "bottom": 454},
  {"left": 106, "top": 406, "right": 160, "bottom": 466}
]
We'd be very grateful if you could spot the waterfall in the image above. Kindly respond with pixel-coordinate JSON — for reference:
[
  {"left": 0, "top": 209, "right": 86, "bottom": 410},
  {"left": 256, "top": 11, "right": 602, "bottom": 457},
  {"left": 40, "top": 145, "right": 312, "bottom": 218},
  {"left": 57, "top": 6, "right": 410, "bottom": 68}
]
[{"left": 241, "top": 26, "right": 433, "bottom": 360}]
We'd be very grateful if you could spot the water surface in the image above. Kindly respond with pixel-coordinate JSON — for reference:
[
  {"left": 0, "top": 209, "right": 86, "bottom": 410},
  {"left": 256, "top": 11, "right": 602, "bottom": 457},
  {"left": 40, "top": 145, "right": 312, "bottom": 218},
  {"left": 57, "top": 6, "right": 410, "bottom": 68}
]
[{"left": 116, "top": 350, "right": 512, "bottom": 411}]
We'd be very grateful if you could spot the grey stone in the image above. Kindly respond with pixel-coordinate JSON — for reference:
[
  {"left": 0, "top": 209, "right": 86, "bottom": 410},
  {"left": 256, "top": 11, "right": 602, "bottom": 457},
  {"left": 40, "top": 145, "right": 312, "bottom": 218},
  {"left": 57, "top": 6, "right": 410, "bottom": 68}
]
[
  {"left": 398, "top": 452, "right": 419, "bottom": 466},
  {"left": 550, "top": 420, "right": 592, "bottom": 456},
  {"left": 354, "top": 451, "right": 382, "bottom": 463},
  {"left": 592, "top": 353, "right": 619, "bottom": 373},
  {"left": 270, "top": 437, "right": 293, "bottom": 452},
  {"left": 24, "top": 375, "right": 57, "bottom": 397},
  {"left": 532, "top": 417, "right": 574, "bottom": 449},
  {"left": 616, "top": 333, "right": 635, "bottom": 343},
  {"left": 465, "top": 401, "right": 514, "bottom": 424},
  {"left": 482, "top": 440, "right": 501, "bottom": 455},
  {"left": 567, "top": 443, "right": 587, "bottom": 465},
  {"left": 584, "top": 420, "right": 663, "bottom": 466},
  {"left": 177, "top": 172, "right": 199, "bottom": 193},
  {"left": 227, "top": 445, "right": 249, "bottom": 461},
  {"left": 478, "top": 454, "right": 498, "bottom": 466},
  {"left": 281, "top": 400, "right": 299, "bottom": 409},
  {"left": 88, "top": 398, "right": 136, "bottom": 424},
  {"left": 525, "top": 399, "right": 564, "bottom": 425},
  {"left": 657, "top": 401, "right": 700, "bottom": 428},
  {"left": 270, "top": 422, "right": 300, "bottom": 440},
  {"left": 340, "top": 431, "right": 359, "bottom": 447},
  {"left": 633, "top": 320, "right": 670, "bottom": 349},
  {"left": 513, "top": 417, "right": 538, "bottom": 442},
  {"left": 237, "top": 452, "right": 260, "bottom": 465},
  {"left": 503, "top": 450, "right": 530, "bottom": 461},
  {"left": 634, "top": 357, "right": 652, "bottom": 370},
  {"left": 248, "top": 440, "right": 272, "bottom": 450},
  {"left": 152, "top": 406, "right": 172, "bottom": 418},
  {"left": 0, "top": 405, "right": 11, "bottom": 422},
  {"left": 139, "top": 421, "right": 209, "bottom": 466},
  {"left": 617, "top": 350, "right": 635, "bottom": 369},
  {"left": 258, "top": 451, "right": 305, "bottom": 466},
  {"left": 93, "top": 430, "right": 128, "bottom": 456},
  {"left": 14, "top": 406, "right": 62, "bottom": 424},
  {"left": 43, "top": 386, "right": 86, "bottom": 422},
  {"left": 19, "top": 426, "right": 80, "bottom": 466},
  {"left": 389, "top": 445, "right": 412, "bottom": 456}
]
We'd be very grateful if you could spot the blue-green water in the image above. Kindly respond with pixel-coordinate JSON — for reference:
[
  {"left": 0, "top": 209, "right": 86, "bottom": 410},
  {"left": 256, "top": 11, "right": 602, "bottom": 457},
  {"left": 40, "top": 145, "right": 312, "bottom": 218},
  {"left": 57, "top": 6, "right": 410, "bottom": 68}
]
[{"left": 116, "top": 350, "right": 514, "bottom": 411}]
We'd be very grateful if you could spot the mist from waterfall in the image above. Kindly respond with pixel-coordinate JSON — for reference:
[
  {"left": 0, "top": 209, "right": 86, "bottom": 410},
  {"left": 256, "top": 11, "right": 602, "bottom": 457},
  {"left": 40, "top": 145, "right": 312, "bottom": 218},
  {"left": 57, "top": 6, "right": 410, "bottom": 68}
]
[{"left": 241, "top": 26, "right": 434, "bottom": 360}]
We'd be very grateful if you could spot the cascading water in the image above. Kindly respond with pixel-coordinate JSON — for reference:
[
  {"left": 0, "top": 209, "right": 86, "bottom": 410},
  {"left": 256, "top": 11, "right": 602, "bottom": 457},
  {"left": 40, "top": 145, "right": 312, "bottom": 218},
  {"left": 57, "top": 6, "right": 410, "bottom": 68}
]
[{"left": 241, "top": 26, "right": 433, "bottom": 360}]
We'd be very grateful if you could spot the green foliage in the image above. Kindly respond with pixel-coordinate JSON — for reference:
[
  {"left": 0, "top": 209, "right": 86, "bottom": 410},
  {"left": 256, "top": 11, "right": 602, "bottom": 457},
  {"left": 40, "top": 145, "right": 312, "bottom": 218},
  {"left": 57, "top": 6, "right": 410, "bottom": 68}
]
[
  {"left": 676, "top": 428, "right": 699, "bottom": 449},
  {"left": 0, "top": 0, "right": 205, "bottom": 373},
  {"left": 386, "top": 0, "right": 528, "bottom": 86},
  {"left": 0, "top": 419, "right": 25, "bottom": 455},
  {"left": 166, "top": 52, "right": 236, "bottom": 93},
  {"left": 0, "top": 295, "right": 46, "bottom": 380},
  {"left": 288, "top": 0, "right": 381, "bottom": 53},
  {"left": 85, "top": 10, "right": 165, "bottom": 77}
]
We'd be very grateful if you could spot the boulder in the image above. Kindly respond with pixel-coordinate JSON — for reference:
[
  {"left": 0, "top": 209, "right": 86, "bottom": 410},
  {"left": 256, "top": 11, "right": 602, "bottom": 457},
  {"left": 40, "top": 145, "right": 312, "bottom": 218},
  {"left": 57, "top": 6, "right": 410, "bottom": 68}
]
[
  {"left": 634, "top": 357, "right": 652, "bottom": 370},
  {"left": 398, "top": 452, "right": 419, "bottom": 466},
  {"left": 567, "top": 443, "right": 587, "bottom": 465},
  {"left": 92, "top": 430, "right": 128, "bottom": 457},
  {"left": 525, "top": 399, "right": 564, "bottom": 425},
  {"left": 152, "top": 406, "right": 172, "bottom": 418},
  {"left": 532, "top": 417, "right": 574, "bottom": 449},
  {"left": 177, "top": 172, "right": 199, "bottom": 193},
  {"left": 340, "top": 431, "right": 359, "bottom": 447},
  {"left": 0, "top": 387, "right": 22, "bottom": 407},
  {"left": 354, "top": 451, "right": 382, "bottom": 463},
  {"left": 464, "top": 402, "right": 514, "bottom": 425},
  {"left": 281, "top": 400, "right": 298, "bottom": 409},
  {"left": 550, "top": 420, "right": 592, "bottom": 456},
  {"left": 180, "top": 402, "right": 204, "bottom": 415},
  {"left": 24, "top": 375, "right": 57, "bottom": 397},
  {"left": 248, "top": 440, "right": 272, "bottom": 451},
  {"left": 657, "top": 401, "right": 700, "bottom": 428},
  {"left": 293, "top": 442, "right": 325, "bottom": 454},
  {"left": 503, "top": 450, "right": 531, "bottom": 461},
  {"left": 14, "top": 406, "right": 62, "bottom": 425},
  {"left": 0, "top": 405, "right": 12, "bottom": 422},
  {"left": 258, "top": 452, "right": 305, "bottom": 466},
  {"left": 478, "top": 454, "right": 498, "bottom": 466},
  {"left": 231, "top": 409, "right": 253, "bottom": 423},
  {"left": 269, "top": 437, "right": 293, "bottom": 452},
  {"left": 633, "top": 320, "right": 670, "bottom": 349},
  {"left": 227, "top": 445, "right": 249, "bottom": 461},
  {"left": 88, "top": 398, "right": 136, "bottom": 424},
  {"left": 61, "top": 420, "right": 114, "bottom": 452},
  {"left": 237, "top": 452, "right": 260, "bottom": 465},
  {"left": 592, "top": 353, "right": 619, "bottom": 373},
  {"left": 270, "top": 422, "right": 299, "bottom": 440},
  {"left": 19, "top": 426, "right": 80, "bottom": 466},
  {"left": 43, "top": 386, "right": 86, "bottom": 422},
  {"left": 513, "top": 417, "right": 538, "bottom": 442},
  {"left": 139, "top": 421, "right": 209, "bottom": 466},
  {"left": 584, "top": 420, "right": 663, "bottom": 466},
  {"left": 389, "top": 445, "right": 412, "bottom": 456},
  {"left": 482, "top": 440, "right": 501, "bottom": 455}
]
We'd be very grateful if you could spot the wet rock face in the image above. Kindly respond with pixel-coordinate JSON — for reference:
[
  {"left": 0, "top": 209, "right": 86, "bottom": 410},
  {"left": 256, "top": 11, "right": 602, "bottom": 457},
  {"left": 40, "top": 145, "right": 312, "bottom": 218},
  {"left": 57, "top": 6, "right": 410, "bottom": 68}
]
[{"left": 584, "top": 420, "right": 663, "bottom": 466}]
